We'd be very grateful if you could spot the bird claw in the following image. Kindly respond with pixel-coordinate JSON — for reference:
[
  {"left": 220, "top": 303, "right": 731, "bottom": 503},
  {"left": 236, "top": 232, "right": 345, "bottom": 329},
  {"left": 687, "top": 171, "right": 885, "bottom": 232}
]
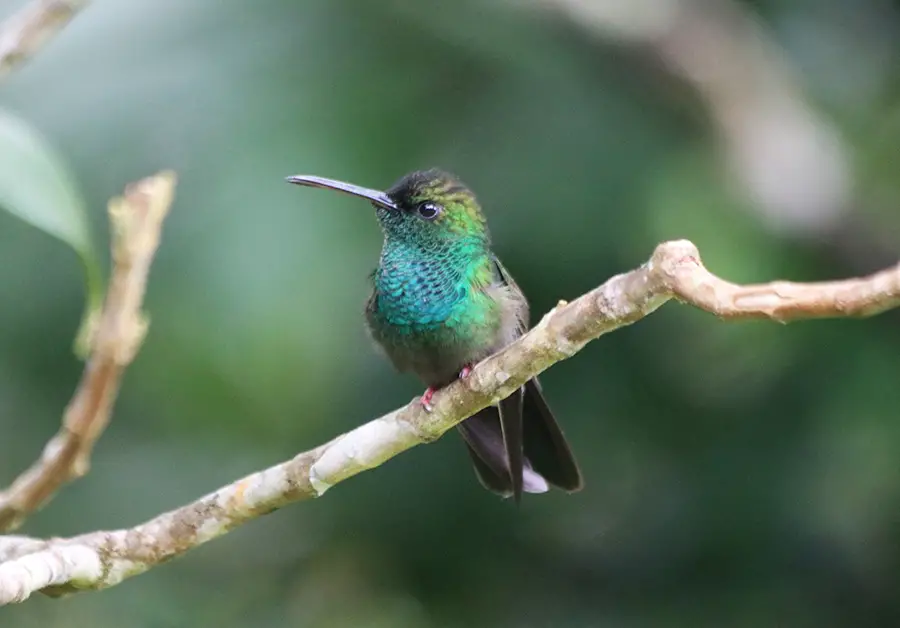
[
  {"left": 420, "top": 366, "right": 472, "bottom": 412},
  {"left": 420, "top": 387, "right": 435, "bottom": 412}
]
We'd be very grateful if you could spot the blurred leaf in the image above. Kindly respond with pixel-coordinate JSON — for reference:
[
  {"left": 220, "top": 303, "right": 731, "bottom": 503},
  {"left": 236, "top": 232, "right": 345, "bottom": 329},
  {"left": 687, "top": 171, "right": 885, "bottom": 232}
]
[{"left": 0, "top": 108, "right": 102, "bottom": 356}]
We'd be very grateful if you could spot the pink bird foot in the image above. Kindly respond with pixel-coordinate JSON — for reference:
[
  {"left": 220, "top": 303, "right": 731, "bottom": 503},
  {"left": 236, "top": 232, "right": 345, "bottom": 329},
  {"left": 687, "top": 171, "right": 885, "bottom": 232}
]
[
  {"left": 420, "top": 365, "right": 473, "bottom": 412},
  {"left": 420, "top": 387, "right": 436, "bottom": 412}
]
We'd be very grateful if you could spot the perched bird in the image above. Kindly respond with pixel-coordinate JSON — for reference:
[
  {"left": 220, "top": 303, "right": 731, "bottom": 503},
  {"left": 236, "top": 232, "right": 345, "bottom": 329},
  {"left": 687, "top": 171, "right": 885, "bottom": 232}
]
[{"left": 286, "top": 168, "right": 583, "bottom": 501}]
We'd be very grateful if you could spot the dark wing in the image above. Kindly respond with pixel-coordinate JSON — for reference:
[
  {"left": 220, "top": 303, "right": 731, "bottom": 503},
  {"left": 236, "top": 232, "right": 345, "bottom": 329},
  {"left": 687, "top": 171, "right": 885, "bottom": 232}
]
[
  {"left": 492, "top": 255, "right": 529, "bottom": 330},
  {"left": 493, "top": 255, "right": 584, "bottom": 493}
]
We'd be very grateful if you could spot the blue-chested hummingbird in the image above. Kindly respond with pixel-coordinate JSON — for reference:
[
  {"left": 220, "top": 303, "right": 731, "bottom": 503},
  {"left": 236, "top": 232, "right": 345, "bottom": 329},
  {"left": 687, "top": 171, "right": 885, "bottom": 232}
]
[{"left": 287, "top": 168, "right": 583, "bottom": 501}]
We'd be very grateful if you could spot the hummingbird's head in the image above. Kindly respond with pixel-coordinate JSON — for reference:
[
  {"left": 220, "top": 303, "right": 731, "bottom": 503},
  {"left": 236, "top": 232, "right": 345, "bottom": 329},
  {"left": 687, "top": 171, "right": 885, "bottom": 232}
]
[{"left": 286, "top": 168, "right": 489, "bottom": 246}]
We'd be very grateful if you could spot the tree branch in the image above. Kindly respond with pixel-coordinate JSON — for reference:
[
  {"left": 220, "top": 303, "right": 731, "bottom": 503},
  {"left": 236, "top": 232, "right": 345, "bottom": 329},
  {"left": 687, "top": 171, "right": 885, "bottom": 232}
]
[
  {"left": 0, "top": 536, "right": 47, "bottom": 562},
  {"left": 1, "top": 240, "right": 897, "bottom": 605},
  {"left": 0, "top": 171, "right": 177, "bottom": 532},
  {"left": 0, "top": 0, "right": 88, "bottom": 79}
]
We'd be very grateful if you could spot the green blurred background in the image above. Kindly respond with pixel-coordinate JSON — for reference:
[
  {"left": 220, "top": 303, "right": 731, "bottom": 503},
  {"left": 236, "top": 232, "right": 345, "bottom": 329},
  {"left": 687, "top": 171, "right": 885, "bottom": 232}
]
[{"left": 1, "top": 0, "right": 899, "bottom": 626}]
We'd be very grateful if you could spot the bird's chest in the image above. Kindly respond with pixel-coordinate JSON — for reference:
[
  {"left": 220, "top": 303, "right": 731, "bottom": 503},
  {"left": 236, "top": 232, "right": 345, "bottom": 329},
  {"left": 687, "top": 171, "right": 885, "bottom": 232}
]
[
  {"left": 370, "top": 259, "right": 474, "bottom": 331},
  {"left": 366, "top": 263, "right": 499, "bottom": 383},
  {"left": 364, "top": 250, "right": 511, "bottom": 385},
  {"left": 367, "top": 248, "right": 504, "bottom": 352}
]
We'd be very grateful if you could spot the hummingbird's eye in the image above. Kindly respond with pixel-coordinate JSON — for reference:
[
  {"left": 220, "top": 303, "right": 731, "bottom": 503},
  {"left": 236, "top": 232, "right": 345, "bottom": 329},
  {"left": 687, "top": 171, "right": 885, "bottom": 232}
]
[{"left": 417, "top": 202, "right": 442, "bottom": 220}]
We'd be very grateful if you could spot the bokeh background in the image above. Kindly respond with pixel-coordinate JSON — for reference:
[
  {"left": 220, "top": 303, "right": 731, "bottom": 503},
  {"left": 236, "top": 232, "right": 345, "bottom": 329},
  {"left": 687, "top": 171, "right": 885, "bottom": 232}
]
[{"left": 1, "top": 0, "right": 899, "bottom": 626}]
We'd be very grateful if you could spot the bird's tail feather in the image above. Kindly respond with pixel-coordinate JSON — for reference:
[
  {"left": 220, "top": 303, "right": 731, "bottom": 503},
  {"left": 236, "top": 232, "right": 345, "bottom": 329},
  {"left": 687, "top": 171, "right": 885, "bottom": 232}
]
[
  {"left": 458, "top": 404, "right": 548, "bottom": 498},
  {"left": 521, "top": 377, "right": 583, "bottom": 492},
  {"left": 456, "top": 377, "right": 582, "bottom": 499}
]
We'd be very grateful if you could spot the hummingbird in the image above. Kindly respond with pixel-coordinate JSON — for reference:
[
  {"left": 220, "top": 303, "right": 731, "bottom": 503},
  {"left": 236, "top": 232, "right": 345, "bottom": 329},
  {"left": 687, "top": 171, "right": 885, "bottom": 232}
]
[{"left": 286, "top": 168, "right": 583, "bottom": 501}]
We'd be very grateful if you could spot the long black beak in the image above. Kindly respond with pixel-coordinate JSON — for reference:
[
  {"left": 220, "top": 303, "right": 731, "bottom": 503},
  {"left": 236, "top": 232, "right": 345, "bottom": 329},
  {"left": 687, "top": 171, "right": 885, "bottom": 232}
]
[{"left": 285, "top": 175, "right": 397, "bottom": 210}]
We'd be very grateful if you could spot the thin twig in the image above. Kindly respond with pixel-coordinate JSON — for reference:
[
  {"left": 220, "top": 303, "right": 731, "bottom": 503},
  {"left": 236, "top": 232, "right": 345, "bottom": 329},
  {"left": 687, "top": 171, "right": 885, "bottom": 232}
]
[
  {"left": 1, "top": 240, "right": 897, "bottom": 605},
  {"left": 0, "top": 0, "right": 88, "bottom": 79},
  {"left": 0, "top": 171, "right": 177, "bottom": 532}
]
